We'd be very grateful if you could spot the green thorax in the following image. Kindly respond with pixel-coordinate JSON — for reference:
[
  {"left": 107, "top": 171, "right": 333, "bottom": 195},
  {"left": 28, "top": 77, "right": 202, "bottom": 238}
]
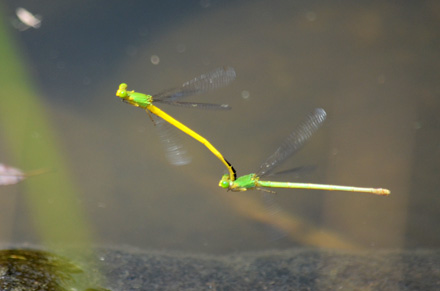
[
  {"left": 116, "top": 83, "right": 153, "bottom": 109},
  {"left": 231, "top": 173, "right": 259, "bottom": 191},
  {"left": 128, "top": 91, "right": 153, "bottom": 108}
]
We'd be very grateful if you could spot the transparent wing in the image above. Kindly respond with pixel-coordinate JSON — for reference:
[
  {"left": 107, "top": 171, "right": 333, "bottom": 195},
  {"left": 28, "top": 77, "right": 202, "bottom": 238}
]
[
  {"left": 153, "top": 67, "right": 236, "bottom": 102},
  {"left": 155, "top": 116, "right": 192, "bottom": 166},
  {"left": 267, "top": 165, "right": 317, "bottom": 177},
  {"left": 257, "top": 108, "right": 327, "bottom": 177},
  {"left": 261, "top": 192, "right": 288, "bottom": 241},
  {"left": 162, "top": 101, "right": 231, "bottom": 110}
]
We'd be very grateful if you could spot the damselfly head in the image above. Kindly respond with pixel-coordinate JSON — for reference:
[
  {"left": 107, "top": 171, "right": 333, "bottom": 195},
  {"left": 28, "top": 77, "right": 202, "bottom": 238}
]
[
  {"left": 116, "top": 83, "right": 128, "bottom": 98},
  {"left": 218, "top": 174, "right": 230, "bottom": 189}
]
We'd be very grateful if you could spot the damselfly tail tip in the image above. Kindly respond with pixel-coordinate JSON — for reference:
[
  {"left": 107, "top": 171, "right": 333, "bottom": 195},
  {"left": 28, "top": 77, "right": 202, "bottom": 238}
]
[{"left": 375, "top": 188, "right": 391, "bottom": 196}]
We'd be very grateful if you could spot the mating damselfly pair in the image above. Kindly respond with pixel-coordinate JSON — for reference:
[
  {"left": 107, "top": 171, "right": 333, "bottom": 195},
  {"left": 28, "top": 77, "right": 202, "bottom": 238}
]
[{"left": 116, "top": 67, "right": 390, "bottom": 196}]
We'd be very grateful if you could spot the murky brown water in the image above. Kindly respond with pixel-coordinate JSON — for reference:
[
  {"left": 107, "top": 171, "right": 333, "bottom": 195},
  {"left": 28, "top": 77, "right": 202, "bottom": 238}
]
[{"left": 1, "top": 0, "right": 439, "bottom": 256}]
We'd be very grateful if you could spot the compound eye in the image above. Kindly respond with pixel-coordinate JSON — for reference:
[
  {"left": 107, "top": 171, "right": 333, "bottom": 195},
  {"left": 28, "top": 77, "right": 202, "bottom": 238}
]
[
  {"left": 116, "top": 83, "right": 128, "bottom": 97},
  {"left": 116, "top": 89, "right": 127, "bottom": 98},
  {"left": 219, "top": 179, "right": 229, "bottom": 189}
]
